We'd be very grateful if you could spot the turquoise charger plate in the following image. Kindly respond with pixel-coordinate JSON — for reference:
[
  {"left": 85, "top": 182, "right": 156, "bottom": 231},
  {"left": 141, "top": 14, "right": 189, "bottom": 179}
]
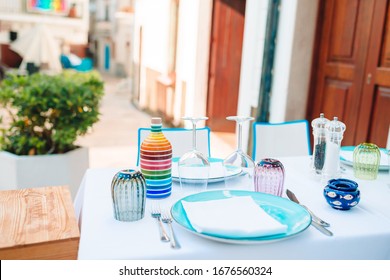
[{"left": 171, "top": 190, "right": 312, "bottom": 244}]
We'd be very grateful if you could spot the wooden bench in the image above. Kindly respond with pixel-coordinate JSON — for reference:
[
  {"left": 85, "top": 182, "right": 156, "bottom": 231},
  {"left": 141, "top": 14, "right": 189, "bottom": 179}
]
[{"left": 0, "top": 186, "right": 80, "bottom": 259}]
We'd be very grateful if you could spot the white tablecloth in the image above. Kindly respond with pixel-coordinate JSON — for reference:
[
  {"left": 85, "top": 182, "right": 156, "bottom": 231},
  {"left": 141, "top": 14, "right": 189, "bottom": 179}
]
[{"left": 74, "top": 156, "right": 390, "bottom": 260}]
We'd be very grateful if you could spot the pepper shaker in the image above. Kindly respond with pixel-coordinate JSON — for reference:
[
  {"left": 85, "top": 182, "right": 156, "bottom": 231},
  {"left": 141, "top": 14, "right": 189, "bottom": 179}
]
[{"left": 311, "top": 113, "right": 329, "bottom": 174}]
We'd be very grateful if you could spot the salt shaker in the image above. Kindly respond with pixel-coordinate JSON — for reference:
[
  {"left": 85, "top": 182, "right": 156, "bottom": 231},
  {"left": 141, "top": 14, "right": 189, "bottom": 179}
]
[
  {"left": 322, "top": 117, "right": 346, "bottom": 180},
  {"left": 311, "top": 113, "right": 329, "bottom": 174}
]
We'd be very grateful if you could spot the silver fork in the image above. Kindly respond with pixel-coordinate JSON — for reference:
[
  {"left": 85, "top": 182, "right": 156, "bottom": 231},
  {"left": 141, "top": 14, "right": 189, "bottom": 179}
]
[
  {"left": 150, "top": 205, "right": 170, "bottom": 242},
  {"left": 161, "top": 211, "right": 181, "bottom": 249}
]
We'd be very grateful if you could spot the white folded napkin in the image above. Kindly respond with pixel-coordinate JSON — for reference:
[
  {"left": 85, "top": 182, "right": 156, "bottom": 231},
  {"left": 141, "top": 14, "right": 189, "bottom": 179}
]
[{"left": 181, "top": 196, "right": 288, "bottom": 238}]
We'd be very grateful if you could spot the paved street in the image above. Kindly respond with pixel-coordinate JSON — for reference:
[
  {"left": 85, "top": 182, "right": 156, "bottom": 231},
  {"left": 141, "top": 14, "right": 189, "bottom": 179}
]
[{"left": 76, "top": 74, "right": 235, "bottom": 169}]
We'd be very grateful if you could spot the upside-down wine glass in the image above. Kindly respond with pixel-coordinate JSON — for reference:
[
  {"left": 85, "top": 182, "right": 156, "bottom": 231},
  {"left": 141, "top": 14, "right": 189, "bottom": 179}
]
[
  {"left": 178, "top": 117, "right": 210, "bottom": 193},
  {"left": 223, "top": 116, "right": 255, "bottom": 190}
]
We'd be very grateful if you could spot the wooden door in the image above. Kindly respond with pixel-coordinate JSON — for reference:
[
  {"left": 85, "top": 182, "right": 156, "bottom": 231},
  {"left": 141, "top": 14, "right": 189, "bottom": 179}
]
[
  {"left": 207, "top": 0, "right": 246, "bottom": 132},
  {"left": 308, "top": 0, "right": 390, "bottom": 147},
  {"left": 358, "top": 0, "right": 390, "bottom": 146}
]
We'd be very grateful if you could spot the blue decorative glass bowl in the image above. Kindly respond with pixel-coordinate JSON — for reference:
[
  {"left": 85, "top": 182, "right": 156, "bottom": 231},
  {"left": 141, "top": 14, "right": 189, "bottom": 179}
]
[{"left": 323, "top": 179, "right": 360, "bottom": 210}]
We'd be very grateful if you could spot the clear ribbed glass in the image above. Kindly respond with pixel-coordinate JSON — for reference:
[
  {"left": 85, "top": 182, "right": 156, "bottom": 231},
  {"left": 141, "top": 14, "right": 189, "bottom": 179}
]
[
  {"left": 353, "top": 143, "right": 381, "bottom": 180},
  {"left": 111, "top": 169, "right": 146, "bottom": 222},
  {"left": 254, "top": 158, "right": 285, "bottom": 196}
]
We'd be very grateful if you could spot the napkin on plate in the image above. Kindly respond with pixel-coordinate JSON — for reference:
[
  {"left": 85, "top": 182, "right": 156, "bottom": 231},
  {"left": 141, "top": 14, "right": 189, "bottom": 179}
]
[{"left": 181, "top": 196, "right": 288, "bottom": 238}]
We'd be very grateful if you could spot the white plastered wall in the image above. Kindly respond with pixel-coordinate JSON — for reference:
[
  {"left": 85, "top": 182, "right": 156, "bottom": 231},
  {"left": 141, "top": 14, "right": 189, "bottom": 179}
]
[
  {"left": 269, "top": 0, "right": 318, "bottom": 123},
  {"left": 238, "top": 0, "right": 318, "bottom": 153},
  {"left": 237, "top": 0, "right": 269, "bottom": 153},
  {"left": 132, "top": 0, "right": 212, "bottom": 127},
  {"left": 173, "top": 0, "right": 212, "bottom": 128},
  {"left": 133, "top": 0, "right": 171, "bottom": 108}
]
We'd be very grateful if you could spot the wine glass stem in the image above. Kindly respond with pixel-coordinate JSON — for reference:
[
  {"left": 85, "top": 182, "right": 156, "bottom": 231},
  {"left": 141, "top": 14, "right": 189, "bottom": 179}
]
[
  {"left": 237, "top": 122, "right": 242, "bottom": 152},
  {"left": 192, "top": 122, "right": 197, "bottom": 151}
]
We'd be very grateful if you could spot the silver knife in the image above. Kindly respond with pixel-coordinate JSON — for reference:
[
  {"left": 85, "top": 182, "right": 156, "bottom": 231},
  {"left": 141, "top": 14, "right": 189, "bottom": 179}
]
[
  {"left": 286, "top": 189, "right": 331, "bottom": 227},
  {"left": 310, "top": 219, "right": 333, "bottom": 236},
  {"left": 286, "top": 189, "right": 333, "bottom": 236}
]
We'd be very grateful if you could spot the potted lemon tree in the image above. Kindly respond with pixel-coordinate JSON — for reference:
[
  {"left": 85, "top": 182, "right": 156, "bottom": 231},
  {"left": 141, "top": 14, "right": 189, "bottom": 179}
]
[{"left": 0, "top": 70, "right": 104, "bottom": 199}]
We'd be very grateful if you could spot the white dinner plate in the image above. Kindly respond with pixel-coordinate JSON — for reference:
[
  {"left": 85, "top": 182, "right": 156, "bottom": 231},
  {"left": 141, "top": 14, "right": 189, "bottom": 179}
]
[
  {"left": 340, "top": 146, "right": 389, "bottom": 171},
  {"left": 171, "top": 157, "right": 242, "bottom": 183},
  {"left": 171, "top": 190, "right": 311, "bottom": 244}
]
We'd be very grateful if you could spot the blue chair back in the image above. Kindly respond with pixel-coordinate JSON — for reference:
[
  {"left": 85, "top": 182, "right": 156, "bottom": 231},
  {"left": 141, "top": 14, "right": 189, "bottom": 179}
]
[
  {"left": 136, "top": 127, "right": 211, "bottom": 166},
  {"left": 252, "top": 120, "right": 311, "bottom": 162}
]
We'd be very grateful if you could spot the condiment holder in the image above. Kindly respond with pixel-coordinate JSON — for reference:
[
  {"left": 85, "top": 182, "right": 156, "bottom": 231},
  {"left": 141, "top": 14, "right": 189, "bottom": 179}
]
[
  {"left": 323, "top": 178, "right": 360, "bottom": 210},
  {"left": 311, "top": 113, "right": 329, "bottom": 174},
  {"left": 322, "top": 117, "right": 346, "bottom": 181}
]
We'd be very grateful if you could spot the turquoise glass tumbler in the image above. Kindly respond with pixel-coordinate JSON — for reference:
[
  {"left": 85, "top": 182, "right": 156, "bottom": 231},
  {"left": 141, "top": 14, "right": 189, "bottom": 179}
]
[
  {"left": 111, "top": 169, "right": 146, "bottom": 222},
  {"left": 353, "top": 143, "right": 381, "bottom": 180}
]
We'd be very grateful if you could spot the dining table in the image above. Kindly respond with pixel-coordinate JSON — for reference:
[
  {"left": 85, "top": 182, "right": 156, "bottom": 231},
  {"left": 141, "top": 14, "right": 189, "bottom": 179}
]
[{"left": 74, "top": 156, "right": 390, "bottom": 260}]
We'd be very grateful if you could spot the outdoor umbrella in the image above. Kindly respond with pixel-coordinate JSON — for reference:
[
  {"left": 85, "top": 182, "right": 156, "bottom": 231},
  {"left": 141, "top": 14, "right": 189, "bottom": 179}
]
[{"left": 10, "top": 24, "right": 62, "bottom": 73}]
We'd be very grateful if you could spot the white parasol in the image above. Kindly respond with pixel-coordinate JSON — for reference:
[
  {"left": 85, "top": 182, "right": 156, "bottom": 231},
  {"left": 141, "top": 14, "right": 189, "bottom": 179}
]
[{"left": 10, "top": 24, "right": 62, "bottom": 73}]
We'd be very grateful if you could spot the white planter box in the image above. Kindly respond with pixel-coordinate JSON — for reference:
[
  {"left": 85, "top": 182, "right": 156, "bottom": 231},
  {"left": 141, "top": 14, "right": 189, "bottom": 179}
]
[{"left": 0, "top": 147, "right": 89, "bottom": 200}]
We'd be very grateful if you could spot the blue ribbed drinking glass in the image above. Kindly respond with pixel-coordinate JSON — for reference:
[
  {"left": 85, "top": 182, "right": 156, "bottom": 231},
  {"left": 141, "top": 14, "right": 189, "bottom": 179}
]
[{"left": 111, "top": 169, "right": 146, "bottom": 222}]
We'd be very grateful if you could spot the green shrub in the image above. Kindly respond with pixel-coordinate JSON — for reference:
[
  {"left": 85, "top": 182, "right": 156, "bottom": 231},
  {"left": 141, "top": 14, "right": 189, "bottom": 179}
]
[{"left": 0, "top": 70, "right": 104, "bottom": 155}]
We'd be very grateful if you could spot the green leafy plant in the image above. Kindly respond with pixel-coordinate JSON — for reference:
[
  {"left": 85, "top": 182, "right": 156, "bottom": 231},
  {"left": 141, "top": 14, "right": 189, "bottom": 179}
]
[{"left": 0, "top": 70, "right": 104, "bottom": 155}]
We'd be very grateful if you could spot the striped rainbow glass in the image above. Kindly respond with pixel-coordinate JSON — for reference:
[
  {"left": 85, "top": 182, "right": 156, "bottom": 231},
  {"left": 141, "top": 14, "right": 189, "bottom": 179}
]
[{"left": 140, "top": 119, "right": 172, "bottom": 198}]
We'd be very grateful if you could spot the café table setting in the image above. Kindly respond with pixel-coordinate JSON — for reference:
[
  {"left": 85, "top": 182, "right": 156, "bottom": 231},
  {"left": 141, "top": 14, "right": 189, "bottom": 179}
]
[{"left": 74, "top": 115, "right": 390, "bottom": 260}]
